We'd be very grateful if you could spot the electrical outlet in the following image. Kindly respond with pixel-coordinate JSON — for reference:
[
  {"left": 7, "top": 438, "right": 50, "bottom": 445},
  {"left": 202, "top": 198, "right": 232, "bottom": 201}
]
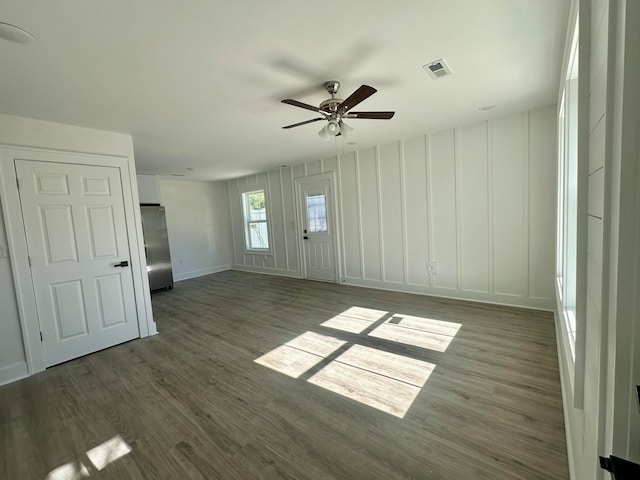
[{"left": 427, "top": 261, "right": 438, "bottom": 275}]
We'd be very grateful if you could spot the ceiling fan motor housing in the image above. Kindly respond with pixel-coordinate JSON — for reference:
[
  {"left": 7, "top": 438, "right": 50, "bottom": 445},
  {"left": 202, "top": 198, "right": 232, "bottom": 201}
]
[{"left": 319, "top": 98, "right": 343, "bottom": 113}]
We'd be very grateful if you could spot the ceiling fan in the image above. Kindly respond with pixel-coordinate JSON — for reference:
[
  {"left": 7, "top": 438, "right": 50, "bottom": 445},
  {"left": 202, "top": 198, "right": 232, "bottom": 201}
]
[{"left": 281, "top": 81, "right": 395, "bottom": 140}]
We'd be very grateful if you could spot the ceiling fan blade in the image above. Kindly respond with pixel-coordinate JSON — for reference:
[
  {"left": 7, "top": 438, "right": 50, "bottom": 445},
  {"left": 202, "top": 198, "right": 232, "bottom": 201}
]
[
  {"left": 282, "top": 118, "right": 325, "bottom": 129},
  {"left": 337, "top": 85, "right": 377, "bottom": 112},
  {"left": 345, "top": 111, "right": 395, "bottom": 119},
  {"left": 281, "top": 99, "right": 325, "bottom": 114}
]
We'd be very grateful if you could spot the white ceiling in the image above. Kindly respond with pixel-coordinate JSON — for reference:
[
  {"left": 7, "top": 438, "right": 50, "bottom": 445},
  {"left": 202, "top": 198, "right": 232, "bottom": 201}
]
[{"left": 0, "top": 0, "right": 569, "bottom": 181}]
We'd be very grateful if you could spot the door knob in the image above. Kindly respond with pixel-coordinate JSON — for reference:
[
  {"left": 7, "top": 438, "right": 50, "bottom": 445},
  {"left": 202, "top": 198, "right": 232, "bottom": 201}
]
[{"left": 114, "top": 260, "right": 129, "bottom": 267}]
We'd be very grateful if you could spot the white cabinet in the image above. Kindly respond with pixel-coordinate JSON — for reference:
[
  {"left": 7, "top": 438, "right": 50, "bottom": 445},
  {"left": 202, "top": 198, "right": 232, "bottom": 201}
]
[{"left": 137, "top": 174, "right": 161, "bottom": 204}]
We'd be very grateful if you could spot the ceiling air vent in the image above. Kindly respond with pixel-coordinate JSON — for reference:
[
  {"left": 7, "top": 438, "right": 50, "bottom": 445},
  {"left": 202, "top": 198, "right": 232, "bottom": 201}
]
[{"left": 423, "top": 58, "right": 453, "bottom": 79}]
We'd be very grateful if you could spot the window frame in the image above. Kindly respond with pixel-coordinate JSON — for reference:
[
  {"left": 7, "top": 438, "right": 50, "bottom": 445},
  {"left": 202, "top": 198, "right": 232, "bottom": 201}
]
[
  {"left": 555, "top": 4, "right": 587, "bottom": 409},
  {"left": 240, "top": 186, "right": 272, "bottom": 255},
  {"left": 305, "top": 193, "right": 329, "bottom": 234}
]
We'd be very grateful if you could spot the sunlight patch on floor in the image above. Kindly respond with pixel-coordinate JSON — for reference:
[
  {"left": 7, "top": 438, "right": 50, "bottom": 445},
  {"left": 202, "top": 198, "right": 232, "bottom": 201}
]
[
  {"left": 335, "top": 344, "right": 435, "bottom": 387},
  {"left": 45, "top": 435, "right": 132, "bottom": 479},
  {"left": 86, "top": 435, "right": 132, "bottom": 471},
  {"left": 368, "top": 314, "right": 461, "bottom": 352},
  {"left": 45, "top": 461, "right": 89, "bottom": 480},
  {"left": 320, "top": 306, "right": 388, "bottom": 334},
  {"left": 254, "top": 306, "right": 460, "bottom": 417},
  {"left": 254, "top": 331, "right": 346, "bottom": 378},
  {"left": 308, "top": 345, "right": 435, "bottom": 418}
]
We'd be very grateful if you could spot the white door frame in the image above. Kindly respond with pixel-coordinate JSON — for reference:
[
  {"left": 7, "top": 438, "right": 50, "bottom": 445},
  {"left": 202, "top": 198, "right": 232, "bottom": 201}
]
[
  {"left": 0, "top": 145, "right": 155, "bottom": 375},
  {"left": 294, "top": 172, "right": 341, "bottom": 282}
]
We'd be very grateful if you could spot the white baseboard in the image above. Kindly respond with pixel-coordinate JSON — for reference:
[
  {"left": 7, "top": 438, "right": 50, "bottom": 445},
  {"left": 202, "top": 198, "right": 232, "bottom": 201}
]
[
  {"left": 340, "top": 278, "right": 555, "bottom": 311},
  {"left": 228, "top": 268, "right": 554, "bottom": 311},
  {"left": 231, "top": 265, "right": 302, "bottom": 279},
  {"left": 173, "top": 264, "right": 231, "bottom": 282},
  {"left": 0, "top": 361, "right": 29, "bottom": 387}
]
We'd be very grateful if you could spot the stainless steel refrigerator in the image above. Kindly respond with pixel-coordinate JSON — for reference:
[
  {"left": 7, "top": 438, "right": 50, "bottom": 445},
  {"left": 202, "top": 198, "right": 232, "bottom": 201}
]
[{"left": 140, "top": 205, "right": 174, "bottom": 292}]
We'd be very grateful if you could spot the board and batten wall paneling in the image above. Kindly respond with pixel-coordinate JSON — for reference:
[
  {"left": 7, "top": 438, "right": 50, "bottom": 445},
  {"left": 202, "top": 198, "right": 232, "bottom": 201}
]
[
  {"left": 338, "top": 152, "right": 363, "bottom": 279},
  {"left": 492, "top": 113, "right": 528, "bottom": 298},
  {"left": 429, "top": 129, "right": 458, "bottom": 290},
  {"left": 379, "top": 142, "right": 405, "bottom": 285},
  {"left": 528, "top": 108, "right": 557, "bottom": 300},
  {"left": 281, "top": 168, "right": 299, "bottom": 272},
  {"left": 227, "top": 169, "right": 300, "bottom": 277},
  {"left": 402, "top": 136, "right": 430, "bottom": 288},
  {"left": 456, "top": 122, "right": 490, "bottom": 293},
  {"left": 226, "top": 105, "right": 556, "bottom": 309},
  {"left": 358, "top": 148, "right": 383, "bottom": 282}
]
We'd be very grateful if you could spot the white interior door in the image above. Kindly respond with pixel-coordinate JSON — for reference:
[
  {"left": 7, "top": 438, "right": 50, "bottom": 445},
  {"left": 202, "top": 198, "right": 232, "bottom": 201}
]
[
  {"left": 298, "top": 177, "right": 337, "bottom": 282},
  {"left": 16, "top": 160, "right": 140, "bottom": 367}
]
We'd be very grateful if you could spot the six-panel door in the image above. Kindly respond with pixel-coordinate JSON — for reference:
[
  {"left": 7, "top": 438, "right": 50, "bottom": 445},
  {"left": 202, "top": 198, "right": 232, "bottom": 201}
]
[{"left": 16, "top": 160, "right": 139, "bottom": 367}]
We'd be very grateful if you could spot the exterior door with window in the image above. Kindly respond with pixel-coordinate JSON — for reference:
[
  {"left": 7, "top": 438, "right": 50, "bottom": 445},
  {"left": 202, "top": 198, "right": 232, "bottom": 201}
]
[
  {"left": 297, "top": 176, "right": 337, "bottom": 282},
  {"left": 16, "top": 160, "right": 140, "bottom": 367}
]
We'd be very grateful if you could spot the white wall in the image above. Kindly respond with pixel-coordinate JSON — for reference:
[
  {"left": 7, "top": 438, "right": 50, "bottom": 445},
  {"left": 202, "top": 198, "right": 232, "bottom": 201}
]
[
  {"left": 0, "top": 201, "right": 27, "bottom": 386},
  {"left": 158, "top": 179, "right": 231, "bottom": 281},
  {"left": 226, "top": 105, "right": 557, "bottom": 310},
  {"left": 0, "top": 113, "right": 154, "bottom": 384}
]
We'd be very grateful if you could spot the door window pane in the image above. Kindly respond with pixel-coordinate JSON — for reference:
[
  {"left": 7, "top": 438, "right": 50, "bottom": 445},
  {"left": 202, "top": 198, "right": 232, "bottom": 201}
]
[{"left": 306, "top": 194, "right": 327, "bottom": 233}]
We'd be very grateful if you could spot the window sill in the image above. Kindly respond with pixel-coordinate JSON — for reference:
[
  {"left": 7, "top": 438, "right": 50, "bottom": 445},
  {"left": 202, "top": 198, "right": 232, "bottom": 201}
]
[{"left": 244, "top": 250, "right": 273, "bottom": 256}]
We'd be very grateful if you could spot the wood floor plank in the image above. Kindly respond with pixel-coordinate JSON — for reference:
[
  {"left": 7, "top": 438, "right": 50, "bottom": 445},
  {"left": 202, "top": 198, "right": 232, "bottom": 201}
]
[{"left": 0, "top": 270, "right": 569, "bottom": 479}]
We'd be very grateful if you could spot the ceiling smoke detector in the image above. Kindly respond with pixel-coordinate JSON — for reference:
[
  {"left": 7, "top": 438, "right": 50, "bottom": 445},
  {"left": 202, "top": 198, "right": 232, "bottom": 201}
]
[{"left": 423, "top": 58, "right": 453, "bottom": 79}]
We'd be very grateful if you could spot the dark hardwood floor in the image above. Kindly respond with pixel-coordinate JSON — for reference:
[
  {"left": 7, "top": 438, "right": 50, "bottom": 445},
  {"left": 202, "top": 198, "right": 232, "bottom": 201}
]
[{"left": 0, "top": 271, "right": 569, "bottom": 479}]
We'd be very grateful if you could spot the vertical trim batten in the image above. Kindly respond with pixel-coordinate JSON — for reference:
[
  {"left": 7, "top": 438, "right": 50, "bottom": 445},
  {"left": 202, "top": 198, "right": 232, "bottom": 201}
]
[
  {"left": 425, "top": 133, "right": 434, "bottom": 289},
  {"left": 399, "top": 141, "right": 409, "bottom": 285},
  {"left": 487, "top": 120, "right": 495, "bottom": 294},
  {"left": 279, "top": 168, "right": 290, "bottom": 271},
  {"left": 355, "top": 151, "right": 365, "bottom": 280},
  {"left": 375, "top": 145, "right": 385, "bottom": 281},
  {"left": 523, "top": 112, "right": 531, "bottom": 298},
  {"left": 453, "top": 128, "right": 463, "bottom": 290}
]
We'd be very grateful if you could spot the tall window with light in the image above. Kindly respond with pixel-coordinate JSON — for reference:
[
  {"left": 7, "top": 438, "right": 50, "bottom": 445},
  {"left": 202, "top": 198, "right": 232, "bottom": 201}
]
[
  {"left": 242, "top": 189, "right": 270, "bottom": 252},
  {"left": 557, "top": 18, "right": 579, "bottom": 359}
]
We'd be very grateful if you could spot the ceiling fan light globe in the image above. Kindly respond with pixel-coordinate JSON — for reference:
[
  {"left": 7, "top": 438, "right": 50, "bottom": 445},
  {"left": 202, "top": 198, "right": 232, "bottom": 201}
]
[
  {"left": 339, "top": 122, "right": 354, "bottom": 136},
  {"left": 325, "top": 120, "right": 340, "bottom": 136},
  {"left": 318, "top": 126, "right": 331, "bottom": 140}
]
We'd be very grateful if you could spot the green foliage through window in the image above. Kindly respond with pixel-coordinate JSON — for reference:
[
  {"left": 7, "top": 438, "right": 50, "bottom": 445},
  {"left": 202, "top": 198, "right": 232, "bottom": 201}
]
[{"left": 248, "top": 192, "right": 265, "bottom": 211}]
